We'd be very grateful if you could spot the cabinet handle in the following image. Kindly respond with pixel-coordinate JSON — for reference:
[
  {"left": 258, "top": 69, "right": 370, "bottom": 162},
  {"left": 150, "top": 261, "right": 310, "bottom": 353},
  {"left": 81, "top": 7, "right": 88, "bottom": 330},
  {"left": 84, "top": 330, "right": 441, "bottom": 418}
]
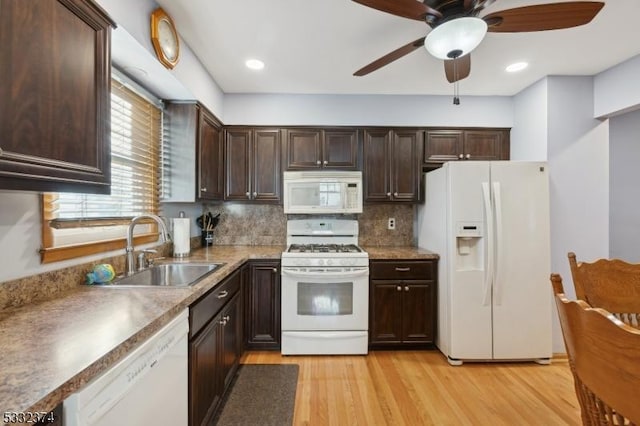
[
  {"left": 458, "top": 154, "right": 464, "bottom": 159},
  {"left": 396, "top": 286, "right": 402, "bottom": 291},
  {"left": 404, "top": 286, "right": 410, "bottom": 292},
  {"left": 465, "top": 154, "right": 471, "bottom": 159},
  {"left": 217, "top": 290, "right": 229, "bottom": 299},
  {"left": 395, "top": 267, "right": 411, "bottom": 272},
  {"left": 200, "top": 187, "right": 207, "bottom": 192},
  {"left": 323, "top": 160, "right": 328, "bottom": 166},
  {"left": 316, "top": 160, "right": 321, "bottom": 165}
]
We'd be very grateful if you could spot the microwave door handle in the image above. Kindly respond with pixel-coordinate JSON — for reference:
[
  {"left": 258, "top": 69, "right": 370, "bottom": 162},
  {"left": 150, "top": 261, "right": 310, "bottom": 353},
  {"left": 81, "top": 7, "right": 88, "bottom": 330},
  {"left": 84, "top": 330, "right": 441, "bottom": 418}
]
[{"left": 281, "top": 268, "right": 369, "bottom": 279}]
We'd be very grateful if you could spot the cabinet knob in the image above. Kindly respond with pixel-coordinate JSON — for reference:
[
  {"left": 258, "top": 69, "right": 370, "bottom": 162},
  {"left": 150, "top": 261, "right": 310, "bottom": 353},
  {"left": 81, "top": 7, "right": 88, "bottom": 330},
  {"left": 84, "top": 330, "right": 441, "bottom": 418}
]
[
  {"left": 272, "top": 268, "right": 278, "bottom": 273},
  {"left": 200, "top": 187, "right": 207, "bottom": 192},
  {"left": 396, "top": 286, "right": 402, "bottom": 291},
  {"left": 458, "top": 154, "right": 464, "bottom": 159},
  {"left": 404, "top": 286, "right": 409, "bottom": 292},
  {"left": 465, "top": 154, "right": 471, "bottom": 159},
  {"left": 253, "top": 191, "right": 257, "bottom": 197},
  {"left": 245, "top": 192, "right": 251, "bottom": 198},
  {"left": 323, "top": 160, "right": 328, "bottom": 166},
  {"left": 394, "top": 192, "right": 398, "bottom": 197},
  {"left": 316, "top": 160, "right": 321, "bottom": 165},
  {"left": 0, "top": 147, "right": 3, "bottom": 156},
  {"left": 386, "top": 192, "right": 392, "bottom": 197},
  {"left": 220, "top": 319, "right": 227, "bottom": 326},
  {"left": 224, "top": 315, "right": 230, "bottom": 322}
]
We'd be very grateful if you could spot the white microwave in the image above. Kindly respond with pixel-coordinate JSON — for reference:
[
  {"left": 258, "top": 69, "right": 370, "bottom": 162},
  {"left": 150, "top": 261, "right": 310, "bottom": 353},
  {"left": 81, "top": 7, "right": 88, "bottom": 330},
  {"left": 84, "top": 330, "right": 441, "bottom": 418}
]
[{"left": 283, "top": 171, "right": 363, "bottom": 214}]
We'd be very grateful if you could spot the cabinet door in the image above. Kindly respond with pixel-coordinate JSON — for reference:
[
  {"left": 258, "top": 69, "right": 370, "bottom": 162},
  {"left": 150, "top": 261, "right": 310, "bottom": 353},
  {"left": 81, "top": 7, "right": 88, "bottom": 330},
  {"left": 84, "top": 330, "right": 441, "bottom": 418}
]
[
  {"left": 220, "top": 292, "right": 241, "bottom": 391},
  {"left": 424, "top": 130, "right": 464, "bottom": 163},
  {"left": 463, "top": 129, "right": 509, "bottom": 161},
  {"left": 198, "top": 109, "right": 224, "bottom": 200},
  {"left": 252, "top": 129, "right": 282, "bottom": 202},
  {"left": 285, "top": 129, "right": 322, "bottom": 170},
  {"left": 323, "top": 129, "right": 359, "bottom": 170},
  {"left": 391, "top": 129, "right": 423, "bottom": 202},
  {"left": 363, "top": 129, "right": 392, "bottom": 202},
  {"left": 225, "top": 129, "right": 251, "bottom": 201},
  {"left": 370, "top": 280, "right": 403, "bottom": 344},
  {"left": 245, "top": 261, "right": 281, "bottom": 349},
  {"left": 189, "top": 316, "right": 222, "bottom": 426},
  {"left": 0, "top": 0, "right": 113, "bottom": 193},
  {"left": 401, "top": 280, "right": 435, "bottom": 343}
]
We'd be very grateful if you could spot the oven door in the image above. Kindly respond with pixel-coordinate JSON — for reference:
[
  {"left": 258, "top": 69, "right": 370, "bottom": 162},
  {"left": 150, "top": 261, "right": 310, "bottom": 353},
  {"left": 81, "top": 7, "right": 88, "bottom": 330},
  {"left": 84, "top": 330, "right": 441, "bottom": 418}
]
[{"left": 281, "top": 267, "right": 369, "bottom": 331}]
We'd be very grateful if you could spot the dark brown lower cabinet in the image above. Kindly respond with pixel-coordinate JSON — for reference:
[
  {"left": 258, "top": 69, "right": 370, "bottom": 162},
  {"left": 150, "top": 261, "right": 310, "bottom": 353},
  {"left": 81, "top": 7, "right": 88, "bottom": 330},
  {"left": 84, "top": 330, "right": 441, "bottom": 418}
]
[
  {"left": 369, "top": 260, "right": 437, "bottom": 347},
  {"left": 244, "top": 260, "right": 281, "bottom": 350},
  {"left": 189, "top": 268, "right": 243, "bottom": 426}
]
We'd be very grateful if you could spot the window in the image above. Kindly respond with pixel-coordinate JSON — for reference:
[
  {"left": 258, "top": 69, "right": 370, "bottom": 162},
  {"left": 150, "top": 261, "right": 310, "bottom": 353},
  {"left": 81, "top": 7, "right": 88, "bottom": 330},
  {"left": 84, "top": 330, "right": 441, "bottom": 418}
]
[{"left": 40, "top": 77, "right": 162, "bottom": 263}]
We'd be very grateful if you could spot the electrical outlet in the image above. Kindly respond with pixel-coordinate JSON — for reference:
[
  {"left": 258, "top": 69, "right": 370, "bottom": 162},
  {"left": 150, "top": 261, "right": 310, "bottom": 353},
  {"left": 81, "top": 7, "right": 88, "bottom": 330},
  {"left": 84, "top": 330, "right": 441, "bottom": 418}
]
[{"left": 388, "top": 217, "right": 396, "bottom": 230}]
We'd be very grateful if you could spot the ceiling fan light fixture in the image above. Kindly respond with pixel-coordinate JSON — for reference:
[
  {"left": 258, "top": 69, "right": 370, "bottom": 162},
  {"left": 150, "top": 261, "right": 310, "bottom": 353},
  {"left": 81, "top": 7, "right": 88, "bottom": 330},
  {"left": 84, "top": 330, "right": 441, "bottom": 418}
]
[{"left": 424, "top": 17, "right": 488, "bottom": 60}]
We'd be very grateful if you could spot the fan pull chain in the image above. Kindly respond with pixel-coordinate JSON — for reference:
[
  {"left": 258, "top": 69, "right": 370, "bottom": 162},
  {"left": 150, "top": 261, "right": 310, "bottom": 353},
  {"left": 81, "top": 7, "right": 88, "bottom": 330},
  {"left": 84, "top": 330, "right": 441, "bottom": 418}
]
[{"left": 453, "top": 57, "right": 460, "bottom": 105}]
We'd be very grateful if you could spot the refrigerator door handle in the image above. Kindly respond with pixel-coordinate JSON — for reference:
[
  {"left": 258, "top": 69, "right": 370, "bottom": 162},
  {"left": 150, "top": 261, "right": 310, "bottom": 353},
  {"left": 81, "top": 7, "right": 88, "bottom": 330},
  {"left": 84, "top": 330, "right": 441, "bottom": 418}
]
[
  {"left": 493, "top": 182, "right": 504, "bottom": 306},
  {"left": 481, "top": 182, "right": 493, "bottom": 307}
]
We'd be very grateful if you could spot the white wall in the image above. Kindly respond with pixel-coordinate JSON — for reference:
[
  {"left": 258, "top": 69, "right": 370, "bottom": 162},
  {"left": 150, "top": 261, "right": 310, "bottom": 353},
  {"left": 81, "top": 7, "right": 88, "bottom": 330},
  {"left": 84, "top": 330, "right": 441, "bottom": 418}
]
[
  {"left": 510, "top": 78, "right": 548, "bottom": 161},
  {"left": 96, "top": 0, "right": 224, "bottom": 117},
  {"left": 609, "top": 109, "right": 640, "bottom": 262},
  {"left": 593, "top": 54, "right": 640, "bottom": 118},
  {"left": 223, "top": 94, "right": 513, "bottom": 127}
]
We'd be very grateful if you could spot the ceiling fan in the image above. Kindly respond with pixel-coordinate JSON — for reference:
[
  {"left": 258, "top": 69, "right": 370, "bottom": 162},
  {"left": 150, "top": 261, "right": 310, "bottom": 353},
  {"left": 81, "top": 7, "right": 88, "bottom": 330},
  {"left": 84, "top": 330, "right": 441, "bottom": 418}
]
[{"left": 352, "top": 0, "right": 605, "bottom": 84}]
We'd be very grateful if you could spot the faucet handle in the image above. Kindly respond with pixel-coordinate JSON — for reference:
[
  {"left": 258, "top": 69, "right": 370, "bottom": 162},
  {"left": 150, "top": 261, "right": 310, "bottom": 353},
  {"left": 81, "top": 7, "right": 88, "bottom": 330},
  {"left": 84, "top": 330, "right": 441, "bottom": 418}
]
[{"left": 137, "top": 249, "right": 158, "bottom": 271}]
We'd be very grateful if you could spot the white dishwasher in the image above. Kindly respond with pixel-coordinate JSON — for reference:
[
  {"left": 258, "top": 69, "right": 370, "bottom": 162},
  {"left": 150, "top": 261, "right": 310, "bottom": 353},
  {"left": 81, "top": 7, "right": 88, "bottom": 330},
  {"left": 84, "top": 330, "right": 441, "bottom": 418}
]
[{"left": 64, "top": 309, "right": 189, "bottom": 426}]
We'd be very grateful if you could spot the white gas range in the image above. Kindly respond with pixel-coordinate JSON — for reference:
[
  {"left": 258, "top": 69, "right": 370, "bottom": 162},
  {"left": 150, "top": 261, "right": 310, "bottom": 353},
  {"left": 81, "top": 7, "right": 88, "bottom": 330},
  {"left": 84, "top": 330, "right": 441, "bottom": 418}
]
[{"left": 281, "top": 219, "right": 369, "bottom": 355}]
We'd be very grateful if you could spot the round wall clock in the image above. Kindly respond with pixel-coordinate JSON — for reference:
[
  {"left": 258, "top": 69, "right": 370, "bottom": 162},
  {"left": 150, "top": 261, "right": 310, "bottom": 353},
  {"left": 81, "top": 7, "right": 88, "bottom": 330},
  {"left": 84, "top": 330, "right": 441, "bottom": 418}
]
[{"left": 150, "top": 8, "right": 180, "bottom": 69}]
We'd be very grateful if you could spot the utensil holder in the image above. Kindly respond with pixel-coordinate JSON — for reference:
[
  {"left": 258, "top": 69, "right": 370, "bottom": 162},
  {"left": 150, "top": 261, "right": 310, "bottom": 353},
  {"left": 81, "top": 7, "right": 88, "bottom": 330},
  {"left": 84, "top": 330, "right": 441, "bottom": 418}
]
[{"left": 201, "top": 230, "right": 214, "bottom": 247}]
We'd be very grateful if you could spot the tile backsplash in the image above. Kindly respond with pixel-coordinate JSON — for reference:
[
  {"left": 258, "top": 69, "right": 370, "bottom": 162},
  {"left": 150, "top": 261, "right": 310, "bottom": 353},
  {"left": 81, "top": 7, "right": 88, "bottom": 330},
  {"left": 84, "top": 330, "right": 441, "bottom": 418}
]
[{"left": 206, "top": 203, "right": 415, "bottom": 246}]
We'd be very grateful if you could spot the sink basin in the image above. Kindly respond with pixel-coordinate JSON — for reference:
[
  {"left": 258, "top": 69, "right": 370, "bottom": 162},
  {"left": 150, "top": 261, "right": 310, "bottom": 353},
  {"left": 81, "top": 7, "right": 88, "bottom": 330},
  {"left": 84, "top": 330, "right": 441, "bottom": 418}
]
[{"left": 108, "top": 263, "right": 224, "bottom": 287}]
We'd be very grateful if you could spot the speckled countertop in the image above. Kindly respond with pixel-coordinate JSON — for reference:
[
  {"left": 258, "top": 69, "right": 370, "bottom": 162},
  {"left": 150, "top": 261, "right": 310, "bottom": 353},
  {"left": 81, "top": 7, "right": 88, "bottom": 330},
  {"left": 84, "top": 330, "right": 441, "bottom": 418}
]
[
  {"left": 0, "top": 245, "right": 283, "bottom": 418},
  {"left": 0, "top": 244, "right": 437, "bottom": 418}
]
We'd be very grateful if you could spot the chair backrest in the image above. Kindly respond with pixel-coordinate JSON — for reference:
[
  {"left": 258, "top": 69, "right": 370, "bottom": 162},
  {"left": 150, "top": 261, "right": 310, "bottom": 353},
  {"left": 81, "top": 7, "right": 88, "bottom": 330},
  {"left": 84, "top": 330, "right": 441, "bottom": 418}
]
[
  {"left": 551, "top": 273, "right": 640, "bottom": 425},
  {"left": 568, "top": 252, "right": 640, "bottom": 327}
]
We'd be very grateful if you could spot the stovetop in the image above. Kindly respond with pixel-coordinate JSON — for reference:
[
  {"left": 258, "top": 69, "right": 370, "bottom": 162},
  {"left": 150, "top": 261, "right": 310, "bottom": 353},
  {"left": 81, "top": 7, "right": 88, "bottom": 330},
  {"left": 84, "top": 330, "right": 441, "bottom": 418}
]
[{"left": 287, "top": 243, "right": 363, "bottom": 254}]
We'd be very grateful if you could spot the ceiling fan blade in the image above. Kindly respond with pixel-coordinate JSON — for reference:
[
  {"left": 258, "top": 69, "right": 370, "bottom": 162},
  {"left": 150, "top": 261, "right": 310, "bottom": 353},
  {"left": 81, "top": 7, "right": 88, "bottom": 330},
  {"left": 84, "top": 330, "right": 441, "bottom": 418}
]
[
  {"left": 351, "top": 0, "right": 441, "bottom": 21},
  {"left": 354, "top": 38, "right": 425, "bottom": 76},
  {"left": 444, "top": 54, "right": 471, "bottom": 83},
  {"left": 484, "top": 2, "right": 604, "bottom": 33}
]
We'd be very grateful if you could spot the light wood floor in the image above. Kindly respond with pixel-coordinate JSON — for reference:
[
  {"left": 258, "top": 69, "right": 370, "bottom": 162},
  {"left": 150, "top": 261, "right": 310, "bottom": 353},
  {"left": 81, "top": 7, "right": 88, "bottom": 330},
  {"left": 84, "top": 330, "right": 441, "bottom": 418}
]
[{"left": 241, "top": 350, "right": 580, "bottom": 426}]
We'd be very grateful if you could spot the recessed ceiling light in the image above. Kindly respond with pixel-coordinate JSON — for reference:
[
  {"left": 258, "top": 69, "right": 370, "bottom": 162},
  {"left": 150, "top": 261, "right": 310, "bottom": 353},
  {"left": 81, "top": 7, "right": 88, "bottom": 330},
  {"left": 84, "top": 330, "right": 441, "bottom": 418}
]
[
  {"left": 505, "top": 62, "right": 528, "bottom": 73},
  {"left": 245, "top": 59, "right": 265, "bottom": 70}
]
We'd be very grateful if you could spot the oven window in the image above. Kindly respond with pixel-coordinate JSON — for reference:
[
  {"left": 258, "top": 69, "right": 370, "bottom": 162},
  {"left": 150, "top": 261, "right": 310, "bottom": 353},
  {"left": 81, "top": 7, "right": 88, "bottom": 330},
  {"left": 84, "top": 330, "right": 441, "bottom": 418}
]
[{"left": 297, "top": 282, "right": 353, "bottom": 315}]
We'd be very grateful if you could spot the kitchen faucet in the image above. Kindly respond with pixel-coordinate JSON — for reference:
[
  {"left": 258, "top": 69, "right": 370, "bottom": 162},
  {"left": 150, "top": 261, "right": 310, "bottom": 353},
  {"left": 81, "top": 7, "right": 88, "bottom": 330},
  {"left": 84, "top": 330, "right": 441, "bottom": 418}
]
[{"left": 125, "top": 214, "right": 169, "bottom": 275}]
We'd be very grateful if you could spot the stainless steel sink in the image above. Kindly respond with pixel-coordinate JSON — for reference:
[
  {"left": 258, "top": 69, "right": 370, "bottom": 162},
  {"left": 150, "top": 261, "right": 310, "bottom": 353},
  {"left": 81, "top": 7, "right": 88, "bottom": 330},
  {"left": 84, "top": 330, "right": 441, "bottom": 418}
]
[{"left": 108, "top": 263, "right": 224, "bottom": 287}]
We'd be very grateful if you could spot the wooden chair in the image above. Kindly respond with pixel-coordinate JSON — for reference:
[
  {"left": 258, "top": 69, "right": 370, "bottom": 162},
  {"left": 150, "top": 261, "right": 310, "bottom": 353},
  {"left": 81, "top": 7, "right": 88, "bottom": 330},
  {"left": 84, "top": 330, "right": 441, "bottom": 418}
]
[
  {"left": 568, "top": 252, "right": 640, "bottom": 327},
  {"left": 551, "top": 273, "right": 640, "bottom": 425}
]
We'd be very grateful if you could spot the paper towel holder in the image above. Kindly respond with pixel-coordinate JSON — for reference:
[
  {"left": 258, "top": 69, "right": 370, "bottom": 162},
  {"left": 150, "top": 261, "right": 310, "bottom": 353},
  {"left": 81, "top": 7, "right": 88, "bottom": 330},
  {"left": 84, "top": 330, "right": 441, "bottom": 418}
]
[{"left": 172, "top": 211, "right": 191, "bottom": 258}]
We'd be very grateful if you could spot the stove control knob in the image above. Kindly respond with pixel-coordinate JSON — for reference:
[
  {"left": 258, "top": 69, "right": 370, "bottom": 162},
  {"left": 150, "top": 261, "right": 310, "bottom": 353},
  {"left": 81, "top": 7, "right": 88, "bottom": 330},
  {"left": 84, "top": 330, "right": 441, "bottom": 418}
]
[{"left": 326, "top": 259, "right": 333, "bottom": 266}]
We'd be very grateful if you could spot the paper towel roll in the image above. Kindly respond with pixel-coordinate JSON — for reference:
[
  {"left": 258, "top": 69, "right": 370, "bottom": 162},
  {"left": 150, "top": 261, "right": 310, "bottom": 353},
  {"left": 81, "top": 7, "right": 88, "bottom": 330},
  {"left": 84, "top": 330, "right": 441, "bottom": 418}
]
[{"left": 172, "top": 217, "right": 191, "bottom": 257}]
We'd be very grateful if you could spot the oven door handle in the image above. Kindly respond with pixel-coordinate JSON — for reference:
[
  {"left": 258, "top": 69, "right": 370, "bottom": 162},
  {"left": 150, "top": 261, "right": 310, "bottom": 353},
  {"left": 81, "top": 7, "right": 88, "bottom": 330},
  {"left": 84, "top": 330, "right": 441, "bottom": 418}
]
[{"left": 281, "top": 268, "right": 369, "bottom": 279}]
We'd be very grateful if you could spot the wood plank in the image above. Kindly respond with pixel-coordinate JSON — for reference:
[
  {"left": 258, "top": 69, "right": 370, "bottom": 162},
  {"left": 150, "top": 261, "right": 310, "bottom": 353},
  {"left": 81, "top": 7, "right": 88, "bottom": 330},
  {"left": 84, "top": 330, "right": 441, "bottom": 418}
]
[{"left": 241, "top": 350, "right": 580, "bottom": 425}]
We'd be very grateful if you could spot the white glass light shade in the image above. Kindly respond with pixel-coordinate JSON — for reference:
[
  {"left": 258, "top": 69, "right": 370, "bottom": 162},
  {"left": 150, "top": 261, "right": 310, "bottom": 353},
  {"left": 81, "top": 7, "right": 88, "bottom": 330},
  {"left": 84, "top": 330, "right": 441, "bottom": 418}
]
[{"left": 425, "top": 17, "right": 488, "bottom": 60}]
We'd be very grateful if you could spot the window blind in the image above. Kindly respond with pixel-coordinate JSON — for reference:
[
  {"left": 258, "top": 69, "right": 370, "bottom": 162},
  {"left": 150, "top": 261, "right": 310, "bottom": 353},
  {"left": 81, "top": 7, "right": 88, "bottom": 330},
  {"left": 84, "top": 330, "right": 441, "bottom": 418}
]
[{"left": 40, "top": 78, "right": 162, "bottom": 261}]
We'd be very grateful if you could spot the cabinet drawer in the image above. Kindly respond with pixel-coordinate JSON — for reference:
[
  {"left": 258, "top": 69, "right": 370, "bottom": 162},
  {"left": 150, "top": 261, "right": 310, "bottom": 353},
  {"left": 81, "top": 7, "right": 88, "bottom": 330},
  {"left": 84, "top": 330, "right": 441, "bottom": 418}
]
[
  {"left": 190, "top": 268, "right": 241, "bottom": 338},
  {"left": 370, "top": 261, "right": 435, "bottom": 280}
]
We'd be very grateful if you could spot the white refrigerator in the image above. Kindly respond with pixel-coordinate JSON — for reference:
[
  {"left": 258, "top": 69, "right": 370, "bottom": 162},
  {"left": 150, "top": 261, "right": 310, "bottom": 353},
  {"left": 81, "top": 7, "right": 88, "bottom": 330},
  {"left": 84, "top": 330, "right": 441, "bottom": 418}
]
[{"left": 418, "top": 161, "right": 552, "bottom": 365}]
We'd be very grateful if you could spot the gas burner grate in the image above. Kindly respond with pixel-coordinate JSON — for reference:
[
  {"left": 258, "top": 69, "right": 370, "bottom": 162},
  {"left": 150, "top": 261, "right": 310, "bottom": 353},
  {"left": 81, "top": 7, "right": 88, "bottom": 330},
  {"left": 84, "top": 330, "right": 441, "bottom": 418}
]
[{"left": 287, "top": 244, "right": 362, "bottom": 254}]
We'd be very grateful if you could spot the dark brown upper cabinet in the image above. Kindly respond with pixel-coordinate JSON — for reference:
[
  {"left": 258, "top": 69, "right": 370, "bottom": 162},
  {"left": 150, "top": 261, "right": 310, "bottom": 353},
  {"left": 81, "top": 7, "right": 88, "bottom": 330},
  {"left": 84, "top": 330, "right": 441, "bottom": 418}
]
[
  {"left": 363, "top": 128, "right": 423, "bottom": 203},
  {"left": 163, "top": 102, "right": 224, "bottom": 202},
  {"left": 284, "top": 128, "right": 360, "bottom": 170},
  {"left": 0, "top": 0, "right": 115, "bottom": 194},
  {"left": 424, "top": 128, "right": 510, "bottom": 171},
  {"left": 225, "top": 127, "right": 281, "bottom": 203}
]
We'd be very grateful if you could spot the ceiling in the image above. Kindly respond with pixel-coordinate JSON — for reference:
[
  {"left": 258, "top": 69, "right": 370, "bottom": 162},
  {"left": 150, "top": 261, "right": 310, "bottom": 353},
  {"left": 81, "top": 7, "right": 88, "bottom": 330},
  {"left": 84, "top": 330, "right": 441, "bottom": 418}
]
[{"left": 153, "top": 0, "right": 640, "bottom": 97}]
